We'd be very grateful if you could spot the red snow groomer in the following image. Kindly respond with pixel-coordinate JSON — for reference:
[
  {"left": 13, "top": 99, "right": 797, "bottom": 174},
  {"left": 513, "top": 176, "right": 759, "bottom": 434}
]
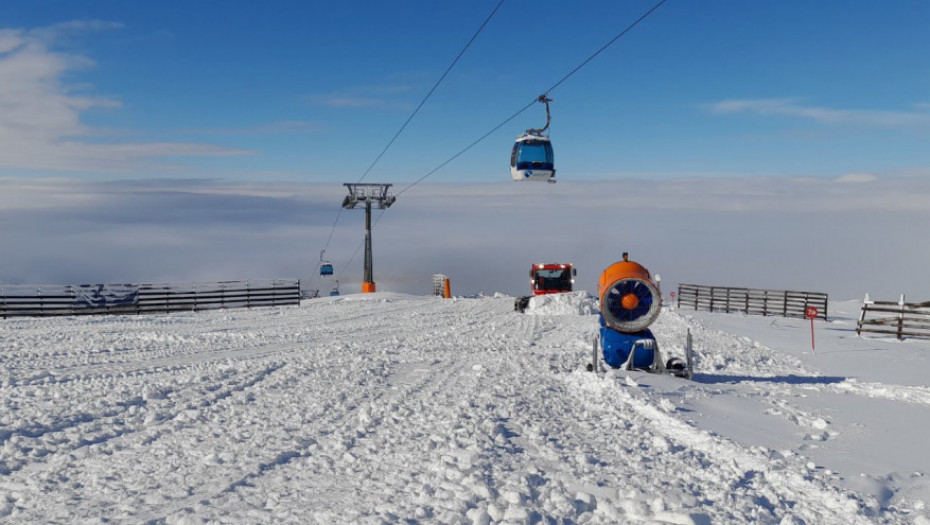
[{"left": 514, "top": 263, "right": 576, "bottom": 312}]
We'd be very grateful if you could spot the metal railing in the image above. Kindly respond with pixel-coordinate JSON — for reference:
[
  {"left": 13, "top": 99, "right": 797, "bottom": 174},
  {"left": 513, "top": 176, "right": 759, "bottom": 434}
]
[
  {"left": 0, "top": 279, "right": 300, "bottom": 318},
  {"left": 677, "top": 283, "right": 828, "bottom": 320}
]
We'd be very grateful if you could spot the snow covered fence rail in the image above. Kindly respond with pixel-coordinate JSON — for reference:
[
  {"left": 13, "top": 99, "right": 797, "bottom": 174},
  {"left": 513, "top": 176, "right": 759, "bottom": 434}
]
[
  {"left": 0, "top": 279, "right": 300, "bottom": 318},
  {"left": 677, "top": 283, "right": 828, "bottom": 320},
  {"left": 856, "top": 293, "right": 930, "bottom": 340},
  {"left": 135, "top": 279, "right": 300, "bottom": 314},
  {"left": 0, "top": 283, "right": 139, "bottom": 317}
]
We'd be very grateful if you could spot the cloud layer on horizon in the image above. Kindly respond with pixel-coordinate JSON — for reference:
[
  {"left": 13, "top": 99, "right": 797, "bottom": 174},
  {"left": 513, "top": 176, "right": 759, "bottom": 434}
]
[
  {"left": 708, "top": 98, "right": 930, "bottom": 127},
  {"left": 2, "top": 175, "right": 929, "bottom": 301}
]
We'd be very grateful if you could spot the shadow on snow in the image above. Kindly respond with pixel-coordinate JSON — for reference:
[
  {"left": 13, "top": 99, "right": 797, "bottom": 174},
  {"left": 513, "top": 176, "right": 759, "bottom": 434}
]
[{"left": 692, "top": 374, "right": 846, "bottom": 385}]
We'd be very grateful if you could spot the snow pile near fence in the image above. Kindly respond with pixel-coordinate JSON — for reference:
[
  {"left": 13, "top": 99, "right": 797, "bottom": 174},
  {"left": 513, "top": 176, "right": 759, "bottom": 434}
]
[{"left": 523, "top": 290, "right": 599, "bottom": 316}]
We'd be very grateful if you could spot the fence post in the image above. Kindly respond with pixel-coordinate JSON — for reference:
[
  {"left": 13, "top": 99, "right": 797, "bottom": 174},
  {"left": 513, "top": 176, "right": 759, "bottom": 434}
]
[
  {"left": 782, "top": 292, "right": 788, "bottom": 317},
  {"left": 685, "top": 328, "right": 694, "bottom": 380},
  {"left": 856, "top": 293, "right": 871, "bottom": 336},
  {"left": 898, "top": 294, "right": 906, "bottom": 340}
]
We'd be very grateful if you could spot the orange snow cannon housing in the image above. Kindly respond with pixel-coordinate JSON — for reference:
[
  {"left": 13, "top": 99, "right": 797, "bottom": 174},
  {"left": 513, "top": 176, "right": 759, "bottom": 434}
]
[{"left": 597, "top": 253, "right": 662, "bottom": 334}]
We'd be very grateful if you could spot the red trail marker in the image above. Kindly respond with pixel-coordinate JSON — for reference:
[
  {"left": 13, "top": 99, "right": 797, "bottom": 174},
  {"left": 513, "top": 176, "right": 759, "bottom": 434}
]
[{"left": 805, "top": 306, "right": 819, "bottom": 352}]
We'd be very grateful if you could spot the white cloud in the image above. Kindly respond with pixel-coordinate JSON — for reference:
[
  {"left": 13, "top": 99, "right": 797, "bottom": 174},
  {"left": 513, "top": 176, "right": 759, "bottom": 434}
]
[
  {"left": 182, "top": 120, "right": 320, "bottom": 135},
  {"left": 0, "top": 30, "right": 24, "bottom": 54},
  {"left": 708, "top": 98, "right": 930, "bottom": 127},
  {"left": 314, "top": 96, "right": 412, "bottom": 110},
  {"left": 309, "top": 83, "right": 415, "bottom": 110},
  {"left": 834, "top": 172, "right": 878, "bottom": 184},
  {"left": 323, "top": 97, "right": 389, "bottom": 108},
  {"left": 0, "top": 21, "right": 249, "bottom": 174},
  {"left": 28, "top": 20, "right": 126, "bottom": 44}
]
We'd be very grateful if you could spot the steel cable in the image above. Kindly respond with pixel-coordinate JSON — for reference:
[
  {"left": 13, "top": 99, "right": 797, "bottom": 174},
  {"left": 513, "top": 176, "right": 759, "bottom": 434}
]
[
  {"left": 317, "top": 0, "right": 507, "bottom": 262},
  {"left": 335, "top": 0, "right": 670, "bottom": 285},
  {"left": 393, "top": 0, "right": 669, "bottom": 197}
]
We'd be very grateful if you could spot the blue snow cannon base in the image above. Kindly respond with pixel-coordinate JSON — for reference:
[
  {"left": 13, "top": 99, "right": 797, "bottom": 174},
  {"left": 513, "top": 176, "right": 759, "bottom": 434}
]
[{"left": 599, "top": 315, "right": 657, "bottom": 369}]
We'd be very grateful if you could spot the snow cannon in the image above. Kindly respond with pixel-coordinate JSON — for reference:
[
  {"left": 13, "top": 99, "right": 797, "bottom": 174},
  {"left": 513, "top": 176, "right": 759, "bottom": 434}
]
[
  {"left": 591, "top": 253, "right": 687, "bottom": 375},
  {"left": 597, "top": 253, "right": 661, "bottom": 334}
]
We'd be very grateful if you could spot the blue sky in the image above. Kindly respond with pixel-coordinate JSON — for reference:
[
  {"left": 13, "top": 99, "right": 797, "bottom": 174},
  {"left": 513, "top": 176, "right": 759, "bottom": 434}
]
[
  {"left": 2, "top": 1, "right": 929, "bottom": 184},
  {"left": 3, "top": 2, "right": 930, "bottom": 298}
]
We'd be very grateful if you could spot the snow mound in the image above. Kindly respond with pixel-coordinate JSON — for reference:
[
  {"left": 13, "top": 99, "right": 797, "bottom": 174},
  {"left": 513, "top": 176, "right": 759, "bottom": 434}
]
[{"left": 523, "top": 291, "right": 598, "bottom": 316}]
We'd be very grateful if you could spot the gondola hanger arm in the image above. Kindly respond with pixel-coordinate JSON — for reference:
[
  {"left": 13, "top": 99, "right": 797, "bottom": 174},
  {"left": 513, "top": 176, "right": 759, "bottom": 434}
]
[{"left": 526, "top": 95, "right": 553, "bottom": 136}]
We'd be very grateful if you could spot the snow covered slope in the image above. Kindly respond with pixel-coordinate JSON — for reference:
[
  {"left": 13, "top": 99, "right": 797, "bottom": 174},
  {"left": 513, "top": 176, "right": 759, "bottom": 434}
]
[{"left": 1, "top": 292, "right": 927, "bottom": 523}]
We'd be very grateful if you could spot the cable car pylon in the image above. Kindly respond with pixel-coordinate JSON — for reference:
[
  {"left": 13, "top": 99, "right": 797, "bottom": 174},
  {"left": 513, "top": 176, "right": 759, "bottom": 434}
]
[{"left": 341, "top": 183, "right": 396, "bottom": 293}]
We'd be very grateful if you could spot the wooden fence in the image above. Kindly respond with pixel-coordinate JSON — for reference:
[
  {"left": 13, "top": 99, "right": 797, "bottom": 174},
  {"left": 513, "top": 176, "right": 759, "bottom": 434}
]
[
  {"left": 0, "top": 279, "right": 300, "bottom": 318},
  {"left": 856, "top": 294, "right": 930, "bottom": 340},
  {"left": 677, "top": 283, "right": 828, "bottom": 320}
]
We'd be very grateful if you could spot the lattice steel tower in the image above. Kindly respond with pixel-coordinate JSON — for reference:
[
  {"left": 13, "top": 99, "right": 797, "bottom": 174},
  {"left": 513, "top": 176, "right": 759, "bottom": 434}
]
[{"left": 341, "top": 183, "right": 396, "bottom": 293}]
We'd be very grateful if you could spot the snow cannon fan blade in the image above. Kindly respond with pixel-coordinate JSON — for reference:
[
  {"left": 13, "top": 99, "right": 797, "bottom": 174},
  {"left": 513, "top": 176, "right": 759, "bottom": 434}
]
[
  {"left": 597, "top": 255, "right": 661, "bottom": 333},
  {"left": 602, "top": 278, "right": 660, "bottom": 332}
]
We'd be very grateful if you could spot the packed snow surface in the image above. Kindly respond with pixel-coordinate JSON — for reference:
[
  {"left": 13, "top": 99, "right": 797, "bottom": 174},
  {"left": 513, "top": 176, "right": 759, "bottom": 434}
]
[{"left": 1, "top": 291, "right": 929, "bottom": 523}]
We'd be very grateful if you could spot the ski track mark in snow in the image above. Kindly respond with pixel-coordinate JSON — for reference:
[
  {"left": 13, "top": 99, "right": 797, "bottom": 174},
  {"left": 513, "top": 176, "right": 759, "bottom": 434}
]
[
  {"left": 0, "top": 362, "right": 285, "bottom": 481},
  {"left": 579, "top": 373, "right": 876, "bottom": 524},
  {"left": 830, "top": 380, "right": 930, "bottom": 407},
  {"left": 0, "top": 294, "right": 921, "bottom": 523}
]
